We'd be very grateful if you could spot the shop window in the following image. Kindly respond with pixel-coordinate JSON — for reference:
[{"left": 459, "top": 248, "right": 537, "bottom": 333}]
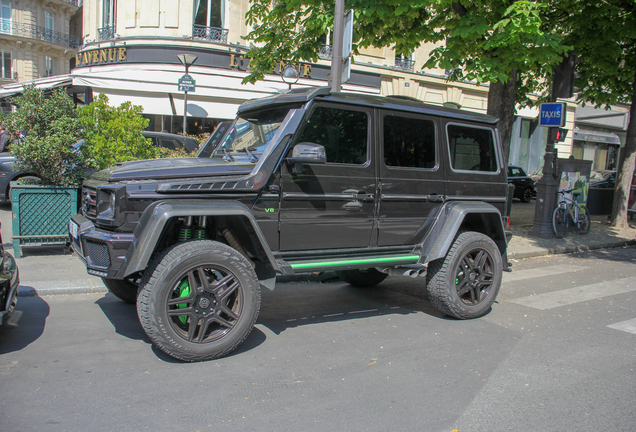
[
  {"left": 1, "top": 49, "right": 11, "bottom": 79},
  {"left": 0, "top": 1, "right": 11, "bottom": 35},
  {"left": 383, "top": 115, "right": 436, "bottom": 169},
  {"left": 194, "top": 0, "right": 223, "bottom": 28},
  {"left": 447, "top": 124, "right": 497, "bottom": 172}
]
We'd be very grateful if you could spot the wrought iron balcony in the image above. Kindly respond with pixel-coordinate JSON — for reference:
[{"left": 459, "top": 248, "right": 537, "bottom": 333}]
[
  {"left": 98, "top": 26, "right": 116, "bottom": 42},
  {"left": 0, "top": 20, "right": 80, "bottom": 48},
  {"left": 63, "top": 0, "right": 81, "bottom": 6},
  {"left": 1, "top": 70, "right": 17, "bottom": 80},
  {"left": 319, "top": 44, "right": 332, "bottom": 59},
  {"left": 394, "top": 58, "right": 415, "bottom": 72},
  {"left": 192, "top": 25, "right": 228, "bottom": 43}
]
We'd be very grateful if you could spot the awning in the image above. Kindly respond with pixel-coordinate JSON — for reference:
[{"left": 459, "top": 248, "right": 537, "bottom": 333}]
[
  {"left": 0, "top": 75, "right": 72, "bottom": 99},
  {"left": 572, "top": 129, "right": 621, "bottom": 145}
]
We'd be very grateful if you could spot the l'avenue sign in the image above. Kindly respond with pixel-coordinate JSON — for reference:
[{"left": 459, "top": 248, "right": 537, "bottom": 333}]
[{"left": 75, "top": 48, "right": 127, "bottom": 67}]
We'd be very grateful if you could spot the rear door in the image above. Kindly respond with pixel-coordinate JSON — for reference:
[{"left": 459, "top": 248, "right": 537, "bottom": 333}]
[
  {"left": 278, "top": 103, "right": 376, "bottom": 251},
  {"left": 377, "top": 110, "right": 444, "bottom": 245}
]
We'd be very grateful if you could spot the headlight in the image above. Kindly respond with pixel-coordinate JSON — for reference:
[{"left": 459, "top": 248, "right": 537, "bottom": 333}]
[{"left": 96, "top": 189, "right": 116, "bottom": 220}]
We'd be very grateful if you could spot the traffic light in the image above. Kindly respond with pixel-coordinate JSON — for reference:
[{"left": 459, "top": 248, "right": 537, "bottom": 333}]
[
  {"left": 553, "top": 53, "right": 577, "bottom": 99},
  {"left": 550, "top": 128, "right": 568, "bottom": 142}
]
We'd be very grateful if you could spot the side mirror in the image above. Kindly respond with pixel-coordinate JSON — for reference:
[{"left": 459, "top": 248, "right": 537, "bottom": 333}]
[{"left": 286, "top": 142, "right": 326, "bottom": 173}]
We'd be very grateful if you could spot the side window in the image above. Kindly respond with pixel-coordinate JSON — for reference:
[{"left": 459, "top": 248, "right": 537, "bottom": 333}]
[
  {"left": 295, "top": 106, "right": 368, "bottom": 164},
  {"left": 447, "top": 124, "right": 498, "bottom": 172},
  {"left": 384, "top": 115, "right": 436, "bottom": 169},
  {"left": 509, "top": 167, "right": 521, "bottom": 177},
  {"left": 160, "top": 138, "right": 176, "bottom": 150}
]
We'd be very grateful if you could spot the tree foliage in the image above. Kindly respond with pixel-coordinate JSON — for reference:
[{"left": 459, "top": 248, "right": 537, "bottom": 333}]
[
  {"left": 8, "top": 85, "right": 89, "bottom": 186},
  {"left": 244, "top": 0, "right": 572, "bottom": 163},
  {"left": 562, "top": 0, "right": 636, "bottom": 228},
  {"left": 77, "top": 94, "right": 158, "bottom": 170}
]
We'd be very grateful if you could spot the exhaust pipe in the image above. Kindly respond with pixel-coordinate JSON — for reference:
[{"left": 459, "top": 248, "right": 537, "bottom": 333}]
[{"left": 378, "top": 267, "right": 426, "bottom": 278}]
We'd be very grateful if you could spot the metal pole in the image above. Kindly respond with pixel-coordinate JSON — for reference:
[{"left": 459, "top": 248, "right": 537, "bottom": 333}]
[
  {"left": 330, "top": 0, "right": 345, "bottom": 92},
  {"left": 182, "top": 64, "right": 189, "bottom": 134},
  {"left": 530, "top": 83, "right": 559, "bottom": 238}
]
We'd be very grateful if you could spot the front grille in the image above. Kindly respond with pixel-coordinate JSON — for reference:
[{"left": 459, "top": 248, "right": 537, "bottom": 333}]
[
  {"left": 82, "top": 186, "right": 97, "bottom": 217},
  {"left": 86, "top": 241, "right": 110, "bottom": 268}
]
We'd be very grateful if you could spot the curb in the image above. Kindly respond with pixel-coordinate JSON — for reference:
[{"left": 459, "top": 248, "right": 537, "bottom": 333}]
[
  {"left": 18, "top": 279, "right": 107, "bottom": 297},
  {"left": 507, "top": 239, "right": 636, "bottom": 260}
]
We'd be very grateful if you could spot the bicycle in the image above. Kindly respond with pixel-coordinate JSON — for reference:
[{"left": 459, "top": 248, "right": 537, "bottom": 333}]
[{"left": 552, "top": 188, "right": 591, "bottom": 238}]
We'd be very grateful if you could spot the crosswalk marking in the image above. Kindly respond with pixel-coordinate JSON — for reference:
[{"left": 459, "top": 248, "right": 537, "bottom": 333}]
[
  {"left": 608, "top": 318, "right": 636, "bottom": 335},
  {"left": 509, "top": 276, "right": 636, "bottom": 310},
  {"left": 503, "top": 265, "right": 587, "bottom": 283}
]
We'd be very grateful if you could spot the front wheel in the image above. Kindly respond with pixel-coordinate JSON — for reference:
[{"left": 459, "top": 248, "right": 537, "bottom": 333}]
[
  {"left": 520, "top": 187, "right": 533, "bottom": 203},
  {"left": 576, "top": 206, "right": 591, "bottom": 234},
  {"left": 552, "top": 206, "right": 568, "bottom": 238},
  {"left": 137, "top": 240, "right": 260, "bottom": 362},
  {"left": 426, "top": 231, "right": 502, "bottom": 319}
]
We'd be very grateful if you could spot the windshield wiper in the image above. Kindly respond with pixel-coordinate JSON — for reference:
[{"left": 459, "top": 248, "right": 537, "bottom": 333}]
[
  {"left": 241, "top": 147, "right": 258, "bottom": 163},
  {"left": 222, "top": 149, "right": 235, "bottom": 162}
]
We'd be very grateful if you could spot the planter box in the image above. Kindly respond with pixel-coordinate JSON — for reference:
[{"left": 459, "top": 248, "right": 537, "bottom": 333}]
[{"left": 10, "top": 183, "right": 79, "bottom": 258}]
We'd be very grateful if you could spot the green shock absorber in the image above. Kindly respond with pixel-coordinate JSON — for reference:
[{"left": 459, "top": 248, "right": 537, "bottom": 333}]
[
  {"left": 193, "top": 228, "right": 206, "bottom": 240},
  {"left": 179, "top": 228, "right": 192, "bottom": 242}
]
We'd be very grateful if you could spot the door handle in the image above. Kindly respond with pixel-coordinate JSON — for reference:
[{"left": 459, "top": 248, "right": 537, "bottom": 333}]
[{"left": 354, "top": 193, "right": 374, "bottom": 202}]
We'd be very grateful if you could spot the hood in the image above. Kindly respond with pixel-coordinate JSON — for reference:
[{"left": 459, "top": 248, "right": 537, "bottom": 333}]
[{"left": 94, "top": 157, "right": 254, "bottom": 182}]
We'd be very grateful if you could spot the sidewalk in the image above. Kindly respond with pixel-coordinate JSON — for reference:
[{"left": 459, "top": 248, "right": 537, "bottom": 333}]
[{"left": 2, "top": 201, "right": 634, "bottom": 297}]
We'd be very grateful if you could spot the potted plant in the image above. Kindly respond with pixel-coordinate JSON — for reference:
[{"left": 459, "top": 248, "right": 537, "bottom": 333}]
[{"left": 7, "top": 85, "right": 90, "bottom": 257}]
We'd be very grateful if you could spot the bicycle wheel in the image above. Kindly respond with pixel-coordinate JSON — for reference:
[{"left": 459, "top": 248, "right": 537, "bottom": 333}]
[
  {"left": 576, "top": 206, "right": 591, "bottom": 234},
  {"left": 552, "top": 205, "right": 568, "bottom": 238}
]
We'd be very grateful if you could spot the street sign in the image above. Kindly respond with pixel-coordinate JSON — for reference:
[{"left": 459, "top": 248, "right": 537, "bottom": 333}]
[
  {"left": 341, "top": 9, "right": 353, "bottom": 84},
  {"left": 539, "top": 102, "right": 566, "bottom": 127},
  {"left": 178, "top": 74, "right": 195, "bottom": 92}
]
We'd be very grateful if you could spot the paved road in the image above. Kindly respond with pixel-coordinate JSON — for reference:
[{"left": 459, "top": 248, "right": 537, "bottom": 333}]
[{"left": 1, "top": 247, "right": 635, "bottom": 432}]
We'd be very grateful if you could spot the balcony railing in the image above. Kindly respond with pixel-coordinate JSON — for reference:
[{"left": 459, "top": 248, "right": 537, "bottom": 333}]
[
  {"left": 319, "top": 44, "right": 332, "bottom": 59},
  {"left": 98, "top": 26, "right": 116, "bottom": 42},
  {"left": 393, "top": 58, "right": 415, "bottom": 72},
  {"left": 192, "top": 25, "right": 228, "bottom": 43},
  {"left": 1, "top": 70, "right": 17, "bottom": 80},
  {"left": 0, "top": 20, "right": 80, "bottom": 48},
  {"left": 63, "top": 0, "right": 81, "bottom": 6}
]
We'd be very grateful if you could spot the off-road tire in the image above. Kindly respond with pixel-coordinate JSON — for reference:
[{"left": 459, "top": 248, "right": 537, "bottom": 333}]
[
  {"left": 520, "top": 187, "right": 533, "bottom": 203},
  {"left": 103, "top": 278, "right": 138, "bottom": 304},
  {"left": 137, "top": 240, "right": 260, "bottom": 362},
  {"left": 426, "top": 231, "right": 502, "bottom": 319},
  {"left": 336, "top": 268, "right": 388, "bottom": 287}
]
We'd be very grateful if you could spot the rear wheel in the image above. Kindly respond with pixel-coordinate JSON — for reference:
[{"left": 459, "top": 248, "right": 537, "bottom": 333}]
[
  {"left": 552, "top": 206, "right": 568, "bottom": 238},
  {"left": 137, "top": 240, "right": 260, "bottom": 362},
  {"left": 426, "top": 231, "right": 502, "bottom": 319},
  {"left": 103, "top": 278, "right": 139, "bottom": 304},
  {"left": 576, "top": 206, "right": 591, "bottom": 234},
  {"left": 336, "top": 268, "right": 388, "bottom": 287},
  {"left": 520, "top": 187, "right": 533, "bottom": 203}
]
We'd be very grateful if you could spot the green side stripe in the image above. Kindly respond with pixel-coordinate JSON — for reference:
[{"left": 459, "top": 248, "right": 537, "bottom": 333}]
[{"left": 290, "top": 255, "right": 420, "bottom": 270}]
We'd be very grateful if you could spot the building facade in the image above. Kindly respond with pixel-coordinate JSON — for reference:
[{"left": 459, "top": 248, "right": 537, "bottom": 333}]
[
  {"left": 0, "top": 0, "right": 79, "bottom": 92},
  {"left": 3, "top": 0, "right": 585, "bottom": 173}
]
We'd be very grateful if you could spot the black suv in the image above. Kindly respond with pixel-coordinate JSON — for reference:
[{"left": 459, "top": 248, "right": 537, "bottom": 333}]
[{"left": 69, "top": 88, "right": 511, "bottom": 362}]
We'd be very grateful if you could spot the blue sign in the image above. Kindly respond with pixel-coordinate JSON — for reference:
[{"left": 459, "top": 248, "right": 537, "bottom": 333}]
[{"left": 539, "top": 102, "right": 566, "bottom": 127}]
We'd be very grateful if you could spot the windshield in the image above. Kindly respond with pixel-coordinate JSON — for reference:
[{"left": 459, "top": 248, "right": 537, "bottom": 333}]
[{"left": 210, "top": 106, "right": 293, "bottom": 161}]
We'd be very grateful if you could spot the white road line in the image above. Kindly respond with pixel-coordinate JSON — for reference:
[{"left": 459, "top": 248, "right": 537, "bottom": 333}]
[
  {"left": 608, "top": 318, "right": 636, "bottom": 335},
  {"left": 509, "top": 276, "right": 636, "bottom": 310},
  {"left": 503, "top": 265, "right": 587, "bottom": 283}
]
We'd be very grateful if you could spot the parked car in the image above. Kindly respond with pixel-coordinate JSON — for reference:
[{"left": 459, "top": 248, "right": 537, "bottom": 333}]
[
  {"left": 0, "top": 154, "right": 36, "bottom": 202},
  {"left": 70, "top": 86, "right": 511, "bottom": 362},
  {"left": 589, "top": 170, "right": 616, "bottom": 189},
  {"left": 0, "top": 220, "right": 19, "bottom": 325},
  {"left": 142, "top": 131, "right": 199, "bottom": 153},
  {"left": 507, "top": 165, "right": 535, "bottom": 202}
]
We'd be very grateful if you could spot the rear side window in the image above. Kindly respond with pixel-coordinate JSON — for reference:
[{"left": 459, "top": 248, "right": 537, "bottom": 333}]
[
  {"left": 447, "top": 124, "right": 497, "bottom": 172},
  {"left": 295, "top": 106, "right": 368, "bottom": 164},
  {"left": 383, "top": 115, "right": 436, "bottom": 169},
  {"left": 160, "top": 138, "right": 177, "bottom": 150}
]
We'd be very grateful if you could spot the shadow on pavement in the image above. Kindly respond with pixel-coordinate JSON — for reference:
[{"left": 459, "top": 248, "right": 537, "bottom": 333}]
[
  {"left": 258, "top": 279, "right": 448, "bottom": 336},
  {"left": 0, "top": 294, "right": 50, "bottom": 355}
]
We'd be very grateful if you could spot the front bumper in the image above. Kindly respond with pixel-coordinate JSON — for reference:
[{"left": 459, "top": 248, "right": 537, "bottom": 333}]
[
  {"left": 69, "top": 214, "right": 134, "bottom": 279},
  {"left": 0, "top": 250, "right": 20, "bottom": 324}
]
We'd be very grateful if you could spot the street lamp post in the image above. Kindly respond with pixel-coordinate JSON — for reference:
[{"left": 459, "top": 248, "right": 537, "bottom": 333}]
[{"left": 176, "top": 54, "right": 198, "bottom": 135}]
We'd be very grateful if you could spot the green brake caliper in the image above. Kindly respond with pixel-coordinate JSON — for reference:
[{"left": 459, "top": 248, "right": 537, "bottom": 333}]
[{"left": 177, "top": 279, "right": 190, "bottom": 325}]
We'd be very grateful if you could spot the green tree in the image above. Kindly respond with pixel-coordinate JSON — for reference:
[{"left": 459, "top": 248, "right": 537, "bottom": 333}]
[
  {"left": 244, "top": 0, "right": 571, "bottom": 163},
  {"left": 8, "top": 85, "right": 88, "bottom": 186},
  {"left": 78, "top": 94, "right": 157, "bottom": 170},
  {"left": 563, "top": 0, "right": 636, "bottom": 228}
]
